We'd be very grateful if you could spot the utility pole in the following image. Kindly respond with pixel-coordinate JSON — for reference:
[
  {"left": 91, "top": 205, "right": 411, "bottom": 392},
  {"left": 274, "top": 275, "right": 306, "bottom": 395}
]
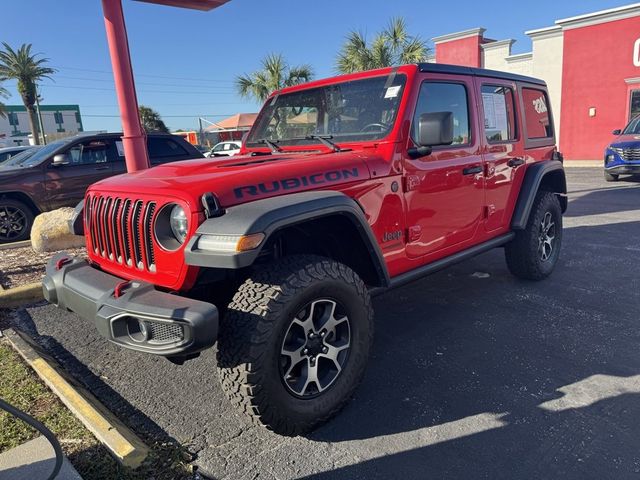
[
  {"left": 35, "top": 84, "right": 47, "bottom": 145},
  {"left": 198, "top": 116, "right": 204, "bottom": 146}
]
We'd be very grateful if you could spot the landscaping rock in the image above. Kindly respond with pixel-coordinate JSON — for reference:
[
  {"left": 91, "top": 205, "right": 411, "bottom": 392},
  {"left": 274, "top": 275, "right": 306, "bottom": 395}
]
[{"left": 30, "top": 209, "right": 85, "bottom": 253}]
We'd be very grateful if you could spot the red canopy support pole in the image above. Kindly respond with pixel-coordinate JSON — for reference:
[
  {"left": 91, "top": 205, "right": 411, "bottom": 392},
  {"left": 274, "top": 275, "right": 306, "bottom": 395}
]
[{"left": 101, "top": 0, "right": 150, "bottom": 172}]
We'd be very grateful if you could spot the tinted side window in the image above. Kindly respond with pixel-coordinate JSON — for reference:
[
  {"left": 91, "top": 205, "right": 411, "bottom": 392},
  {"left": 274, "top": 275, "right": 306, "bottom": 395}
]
[
  {"left": 481, "top": 85, "right": 517, "bottom": 143},
  {"left": 147, "top": 138, "right": 189, "bottom": 158},
  {"left": 522, "top": 88, "right": 553, "bottom": 139},
  {"left": 413, "top": 82, "right": 470, "bottom": 146},
  {"left": 66, "top": 140, "right": 116, "bottom": 165}
]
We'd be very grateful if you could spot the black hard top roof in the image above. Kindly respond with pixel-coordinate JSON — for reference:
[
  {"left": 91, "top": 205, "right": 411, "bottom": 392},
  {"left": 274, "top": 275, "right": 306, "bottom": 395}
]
[{"left": 418, "top": 63, "right": 546, "bottom": 87}]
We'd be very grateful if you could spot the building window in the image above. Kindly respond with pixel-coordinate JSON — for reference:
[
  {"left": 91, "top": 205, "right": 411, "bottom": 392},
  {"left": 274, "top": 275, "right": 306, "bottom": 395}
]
[
  {"left": 54, "top": 112, "right": 64, "bottom": 124},
  {"left": 7, "top": 112, "right": 19, "bottom": 126},
  {"left": 413, "top": 82, "right": 471, "bottom": 146},
  {"left": 522, "top": 88, "right": 553, "bottom": 139},
  {"left": 75, "top": 111, "right": 81, "bottom": 124},
  {"left": 481, "top": 85, "right": 517, "bottom": 143},
  {"left": 630, "top": 90, "right": 640, "bottom": 121}
]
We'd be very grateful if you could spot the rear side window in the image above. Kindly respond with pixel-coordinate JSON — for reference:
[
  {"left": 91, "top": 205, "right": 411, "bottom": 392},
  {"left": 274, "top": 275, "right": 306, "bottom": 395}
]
[
  {"left": 413, "top": 82, "right": 471, "bottom": 146},
  {"left": 522, "top": 88, "right": 553, "bottom": 139},
  {"left": 147, "top": 138, "right": 189, "bottom": 158},
  {"left": 481, "top": 85, "right": 517, "bottom": 143}
]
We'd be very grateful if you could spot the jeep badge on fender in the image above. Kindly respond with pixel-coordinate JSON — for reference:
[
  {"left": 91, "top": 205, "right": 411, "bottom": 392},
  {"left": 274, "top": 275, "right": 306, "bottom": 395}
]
[{"left": 43, "top": 63, "right": 566, "bottom": 436}]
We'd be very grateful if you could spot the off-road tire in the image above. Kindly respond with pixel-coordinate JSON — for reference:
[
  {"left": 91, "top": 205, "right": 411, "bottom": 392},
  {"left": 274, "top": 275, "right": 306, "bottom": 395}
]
[
  {"left": 0, "top": 198, "right": 35, "bottom": 243},
  {"left": 217, "top": 255, "right": 374, "bottom": 436},
  {"left": 505, "top": 191, "right": 562, "bottom": 280},
  {"left": 604, "top": 171, "right": 619, "bottom": 182}
]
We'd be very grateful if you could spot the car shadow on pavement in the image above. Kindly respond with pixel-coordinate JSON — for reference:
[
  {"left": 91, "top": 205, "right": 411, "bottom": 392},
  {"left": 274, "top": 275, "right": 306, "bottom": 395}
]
[
  {"left": 305, "top": 220, "right": 640, "bottom": 479},
  {"left": 566, "top": 183, "right": 640, "bottom": 217},
  {"left": 7, "top": 308, "right": 183, "bottom": 451}
]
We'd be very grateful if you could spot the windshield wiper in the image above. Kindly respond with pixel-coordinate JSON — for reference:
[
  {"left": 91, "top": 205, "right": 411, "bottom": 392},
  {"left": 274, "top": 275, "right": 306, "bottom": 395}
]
[
  {"left": 305, "top": 135, "right": 342, "bottom": 152},
  {"left": 258, "top": 138, "right": 282, "bottom": 153}
]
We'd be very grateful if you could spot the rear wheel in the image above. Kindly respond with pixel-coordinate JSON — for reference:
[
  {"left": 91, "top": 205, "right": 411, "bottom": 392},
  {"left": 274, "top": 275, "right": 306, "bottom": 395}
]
[
  {"left": 0, "top": 199, "right": 34, "bottom": 243},
  {"left": 604, "top": 171, "right": 619, "bottom": 182},
  {"left": 505, "top": 191, "right": 562, "bottom": 280},
  {"left": 217, "top": 255, "right": 373, "bottom": 436}
]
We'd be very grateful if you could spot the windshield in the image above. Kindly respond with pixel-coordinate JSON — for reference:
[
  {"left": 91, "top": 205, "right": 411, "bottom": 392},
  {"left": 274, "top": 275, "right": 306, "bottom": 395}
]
[
  {"left": 622, "top": 116, "right": 640, "bottom": 135},
  {"left": 4, "top": 139, "right": 70, "bottom": 168},
  {"left": 246, "top": 73, "right": 407, "bottom": 147}
]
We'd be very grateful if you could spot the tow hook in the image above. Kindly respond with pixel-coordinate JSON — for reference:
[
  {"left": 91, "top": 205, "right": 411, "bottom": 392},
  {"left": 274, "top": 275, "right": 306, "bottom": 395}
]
[{"left": 114, "top": 281, "right": 132, "bottom": 299}]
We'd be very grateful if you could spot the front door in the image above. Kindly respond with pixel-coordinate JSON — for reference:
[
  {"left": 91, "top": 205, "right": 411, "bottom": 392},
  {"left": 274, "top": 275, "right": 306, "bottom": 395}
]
[
  {"left": 45, "top": 138, "right": 118, "bottom": 210},
  {"left": 476, "top": 78, "right": 525, "bottom": 232},
  {"left": 404, "top": 76, "right": 485, "bottom": 259}
]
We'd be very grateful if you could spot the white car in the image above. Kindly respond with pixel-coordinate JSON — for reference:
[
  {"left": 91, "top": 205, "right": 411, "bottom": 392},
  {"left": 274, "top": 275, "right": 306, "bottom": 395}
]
[{"left": 205, "top": 141, "right": 242, "bottom": 158}]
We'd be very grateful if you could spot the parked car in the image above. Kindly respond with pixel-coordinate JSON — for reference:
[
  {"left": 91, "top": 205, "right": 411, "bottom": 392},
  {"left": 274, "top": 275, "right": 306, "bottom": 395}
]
[
  {"left": 604, "top": 115, "right": 640, "bottom": 181},
  {"left": 205, "top": 141, "right": 241, "bottom": 157},
  {"left": 43, "top": 63, "right": 566, "bottom": 435},
  {"left": 0, "top": 145, "right": 35, "bottom": 163},
  {"left": 0, "top": 132, "right": 202, "bottom": 243}
]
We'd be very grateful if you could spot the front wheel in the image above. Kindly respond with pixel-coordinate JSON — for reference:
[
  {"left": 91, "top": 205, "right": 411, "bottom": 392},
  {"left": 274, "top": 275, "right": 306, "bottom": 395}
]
[
  {"left": 505, "top": 191, "right": 563, "bottom": 280},
  {"left": 0, "top": 198, "right": 35, "bottom": 243},
  {"left": 217, "top": 255, "right": 374, "bottom": 436}
]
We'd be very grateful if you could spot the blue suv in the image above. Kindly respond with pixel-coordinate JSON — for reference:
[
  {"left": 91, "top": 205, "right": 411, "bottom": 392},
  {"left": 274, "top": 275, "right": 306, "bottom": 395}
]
[{"left": 604, "top": 115, "right": 640, "bottom": 181}]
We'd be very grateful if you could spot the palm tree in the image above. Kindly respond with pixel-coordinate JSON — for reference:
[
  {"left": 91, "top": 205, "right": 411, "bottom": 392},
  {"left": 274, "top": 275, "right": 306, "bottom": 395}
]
[
  {"left": 0, "top": 84, "right": 8, "bottom": 118},
  {"left": 336, "top": 18, "right": 429, "bottom": 74},
  {"left": 139, "top": 105, "right": 169, "bottom": 133},
  {"left": 236, "top": 53, "right": 313, "bottom": 103},
  {"left": 0, "top": 43, "right": 55, "bottom": 145}
]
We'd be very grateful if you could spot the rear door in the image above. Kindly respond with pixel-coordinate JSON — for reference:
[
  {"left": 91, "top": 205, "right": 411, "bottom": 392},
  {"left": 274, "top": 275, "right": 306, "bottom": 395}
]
[
  {"left": 45, "top": 138, "right": 118, "bottom": 209},
  {"left": 476, "top": 78, "right": 524, "bottom": 232},
  {"left": 403, "top": 75, "right": 485, "bottom": 259}
]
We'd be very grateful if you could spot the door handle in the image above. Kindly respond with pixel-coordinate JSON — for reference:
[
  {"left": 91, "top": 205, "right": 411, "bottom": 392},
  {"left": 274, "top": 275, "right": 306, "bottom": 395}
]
[
  {"left": 462, "top": 165, "right": 483, "bottom": 175},
  {"left": 507, "top": 157, "right": 525, "bottom": 168}
]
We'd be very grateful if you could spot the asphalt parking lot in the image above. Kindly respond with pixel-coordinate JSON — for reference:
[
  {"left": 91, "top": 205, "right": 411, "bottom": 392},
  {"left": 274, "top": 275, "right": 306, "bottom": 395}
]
[{"left": 11, "top": 168, "right": 640, "bottom": 479}]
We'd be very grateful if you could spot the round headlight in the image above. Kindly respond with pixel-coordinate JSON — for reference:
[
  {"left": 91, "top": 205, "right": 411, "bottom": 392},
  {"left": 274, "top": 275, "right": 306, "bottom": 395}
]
[{"left": 169, "top": 205, "right": 188, "bottom": 243}]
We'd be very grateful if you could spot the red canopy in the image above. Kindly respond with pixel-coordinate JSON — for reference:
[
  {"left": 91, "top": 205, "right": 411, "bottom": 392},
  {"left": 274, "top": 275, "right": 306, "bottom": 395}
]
[
  {"left": 206, "top": 113, "right": 258, "bottom": 132},
  {"left": 134, "top": 0, "right": 229, "bottom": 10}
]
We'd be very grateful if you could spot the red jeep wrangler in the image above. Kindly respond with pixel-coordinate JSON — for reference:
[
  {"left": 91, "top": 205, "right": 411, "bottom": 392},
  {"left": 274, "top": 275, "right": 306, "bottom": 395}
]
[{"left": 43, "top": 63, "right": 567, "bottom": 435}]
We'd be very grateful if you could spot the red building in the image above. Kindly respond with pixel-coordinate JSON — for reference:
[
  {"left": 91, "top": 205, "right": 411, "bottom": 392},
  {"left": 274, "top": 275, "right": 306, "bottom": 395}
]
[{"left": 432, "top": 3, "right": 640, "bottom": 160}]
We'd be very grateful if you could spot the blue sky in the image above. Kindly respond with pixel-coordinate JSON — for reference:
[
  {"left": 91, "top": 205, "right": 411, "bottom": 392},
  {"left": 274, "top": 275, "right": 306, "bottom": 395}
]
[{"left": 1, "top": 0, "right": 631, "bottom": 132}]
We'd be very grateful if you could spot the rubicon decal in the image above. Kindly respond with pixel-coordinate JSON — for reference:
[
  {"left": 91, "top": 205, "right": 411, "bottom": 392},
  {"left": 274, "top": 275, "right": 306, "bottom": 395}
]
[{"left": 234, "top": 168, "right": 360, "bottom": 199}]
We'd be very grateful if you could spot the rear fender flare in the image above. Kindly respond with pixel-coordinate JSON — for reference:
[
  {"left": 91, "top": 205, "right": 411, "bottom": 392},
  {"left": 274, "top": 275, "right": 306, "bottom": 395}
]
[{"left": 511, "top": 160, "right": 567, "bottom": 230}]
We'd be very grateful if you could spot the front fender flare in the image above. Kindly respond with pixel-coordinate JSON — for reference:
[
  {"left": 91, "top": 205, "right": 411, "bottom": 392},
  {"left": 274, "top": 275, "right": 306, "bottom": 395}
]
[{"left": 184, "top": 191, "right": 390, "bottom": 287}]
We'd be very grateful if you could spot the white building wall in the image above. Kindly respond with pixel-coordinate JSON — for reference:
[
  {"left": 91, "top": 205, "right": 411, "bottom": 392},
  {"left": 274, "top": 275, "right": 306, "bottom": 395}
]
[{"left": 528, "top": 26, "right": 564, "bottom": 142}]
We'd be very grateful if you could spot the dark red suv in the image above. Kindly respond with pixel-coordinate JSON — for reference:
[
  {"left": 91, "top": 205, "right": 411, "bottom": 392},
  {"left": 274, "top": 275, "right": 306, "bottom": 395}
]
[
  {"left": 0, "top": 132, "right": 202, "bottom": 243},
  {"left": 44, "top": 63, "right": 566, "bottom": 435}
]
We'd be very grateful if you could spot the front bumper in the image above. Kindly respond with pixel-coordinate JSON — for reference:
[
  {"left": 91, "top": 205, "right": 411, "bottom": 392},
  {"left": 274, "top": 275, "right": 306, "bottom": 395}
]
[
  {"left": 42, "top": 252, "right": 218, "bottom": 357},
  {"left": 605, "top": 164, "right": 640, "bottom": 175}
]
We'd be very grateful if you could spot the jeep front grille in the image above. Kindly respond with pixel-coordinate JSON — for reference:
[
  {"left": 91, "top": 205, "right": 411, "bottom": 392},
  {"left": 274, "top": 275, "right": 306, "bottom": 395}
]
[
  {"left": 85, "top": 194, "right": 157, "bottom": 273},
  {"left": 611, "top": 147, "right": 640, "bottom": 162}
]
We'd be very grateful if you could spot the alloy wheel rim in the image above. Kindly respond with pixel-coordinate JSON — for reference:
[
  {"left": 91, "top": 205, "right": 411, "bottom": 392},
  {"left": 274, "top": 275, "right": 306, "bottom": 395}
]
[
  {"left": 280, "top": 299, "right": 351, "bottom": 398},
  {"left": 0, "top": 206, "right": 27, "bottom": 240},
  {"left": 538, "top": 211, "right": 556, "bottom": 262}
]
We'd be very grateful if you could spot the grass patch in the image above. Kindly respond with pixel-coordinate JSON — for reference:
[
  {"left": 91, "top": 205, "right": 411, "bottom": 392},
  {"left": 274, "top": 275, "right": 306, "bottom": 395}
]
[{"left": 0, "top": 338, "right": 197, "bottom": 479}]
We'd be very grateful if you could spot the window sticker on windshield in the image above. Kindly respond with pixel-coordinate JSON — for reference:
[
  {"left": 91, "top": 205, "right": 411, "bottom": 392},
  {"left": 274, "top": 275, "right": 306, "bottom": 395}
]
[{"left": 384, "top": 85, "right": 401, "bottom": 99}]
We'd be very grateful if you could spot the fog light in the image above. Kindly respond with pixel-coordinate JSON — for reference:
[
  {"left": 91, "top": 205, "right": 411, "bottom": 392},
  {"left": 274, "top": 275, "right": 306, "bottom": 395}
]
[
  {"left": 606, "top": 154, "right": 615, "bottom": 164},
  {"left": 126, "top": 316, "right": 149, "bottom": 343}
]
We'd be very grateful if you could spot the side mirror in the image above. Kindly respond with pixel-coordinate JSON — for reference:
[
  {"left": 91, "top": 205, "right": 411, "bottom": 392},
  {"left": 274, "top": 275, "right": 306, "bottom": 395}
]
[
  {"left": 612, "top": 129, "right": 622, "bottom": 136},
  {"left": 418, "top": 112, "right": 454, "bottom": 147},
  {"left": 409, "top": 112, "right": 454, "bottom": 159},
  {"left": 52, "top": 153, "right": 70, "bottom": 166}
]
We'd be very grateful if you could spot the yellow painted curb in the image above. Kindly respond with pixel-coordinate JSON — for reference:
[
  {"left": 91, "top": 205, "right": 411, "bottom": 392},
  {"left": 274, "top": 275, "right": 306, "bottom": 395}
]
[
  {"left": 0, "top": 282, "right": 43, "bottom": 308},
  {"left": 4, "top": 329, "right": 149, "bottom": 469}
]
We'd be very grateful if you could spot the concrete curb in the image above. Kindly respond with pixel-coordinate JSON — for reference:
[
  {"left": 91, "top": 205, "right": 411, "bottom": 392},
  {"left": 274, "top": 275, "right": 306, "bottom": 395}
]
[
  {"left": 564, "top": 160, "right": 601, "bottom": 167},
  {"left": 0, "top": 283, "right": 44, "bottom": 308},
  {"left": 4, "top": 328, "right": 149, "bottom": 469},
  {"left": 0, "top": 240, "right": 31, "bottom": 251}
]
